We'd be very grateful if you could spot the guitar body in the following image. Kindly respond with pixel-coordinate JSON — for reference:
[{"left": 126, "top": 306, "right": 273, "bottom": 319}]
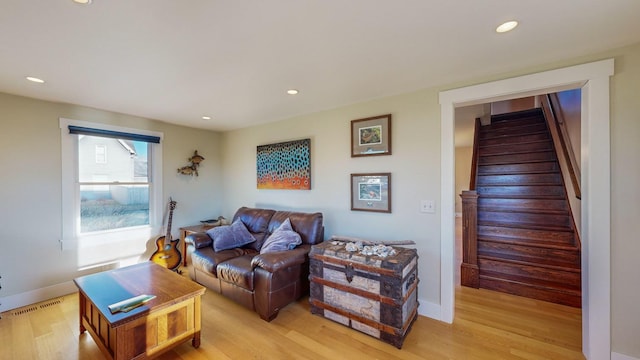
[
  {"left": 150, "top": 236, "right": 182, "bottom": 271},
  {"left": 150, "top": 198, "right": 181, "bottom": 271}
]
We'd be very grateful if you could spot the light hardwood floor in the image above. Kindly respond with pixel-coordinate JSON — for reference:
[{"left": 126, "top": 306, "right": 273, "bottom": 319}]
[{"left": 0, "top": 284, "right": 582, "bottom": 360}]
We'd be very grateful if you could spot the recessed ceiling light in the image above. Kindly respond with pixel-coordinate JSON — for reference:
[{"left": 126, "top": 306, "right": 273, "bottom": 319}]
[
  {"left": 496, "top": 20, "right": 518, "bottom": 33},
  {"left": 73, "top": 0, "right": 92, "bottom": 4},
  {"left": 26, "top": 76, "right": 45, "bottom": 84},
  {"left": 287, "top": 89, "right": 299, "bottom": 95},
  {"left": 202, "top": 116, "right": 211, "bottom": 120}
]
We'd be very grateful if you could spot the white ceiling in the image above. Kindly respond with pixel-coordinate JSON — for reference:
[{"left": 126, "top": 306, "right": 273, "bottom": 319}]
[{"left": 1, "top": 0, "right": 639, "bottom": 132}]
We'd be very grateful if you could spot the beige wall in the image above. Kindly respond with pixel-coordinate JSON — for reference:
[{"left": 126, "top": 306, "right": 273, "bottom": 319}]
[
  {"left": 0, "top": 93, "right": 224, "bottom": 299},
  {"left": 609, "top": 42, "right": 640, "bottom": 358},
  {"left": 220, "top": 42, "right": 640, "bottom": 357},
  {"left": 221, "top": 89, "right": 444, "bottom": 308},
  {"left": 455, "top": 147, "right": 473, "bottom": 214}
]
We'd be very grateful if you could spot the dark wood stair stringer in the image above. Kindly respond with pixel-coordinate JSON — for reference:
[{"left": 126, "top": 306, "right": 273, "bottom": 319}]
[{"left": 461, "top": 108, "right": 581, "bottom": 308}]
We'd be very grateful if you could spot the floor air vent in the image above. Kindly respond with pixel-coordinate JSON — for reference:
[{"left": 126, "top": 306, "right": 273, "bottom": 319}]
[{"left": 6, "top": 297, "right": 65, "bottom": 317}]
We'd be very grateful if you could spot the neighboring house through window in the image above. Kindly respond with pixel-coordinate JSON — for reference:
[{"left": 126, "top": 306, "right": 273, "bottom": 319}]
[
  {"left": 60, "top": 118, "right": 163, "bottom": 268},
  {"left": 79, "top": 136, "right": 150, "bottom": 233}
]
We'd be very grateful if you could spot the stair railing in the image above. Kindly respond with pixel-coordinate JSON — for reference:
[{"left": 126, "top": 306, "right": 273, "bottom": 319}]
[
  {"left": 541, "top": 94, "right": 581, "bottom": 199},
  {"left": 468, "top": 118, "right": 481, "bottom": 191},
  {"left": 460, "top": 117, "right": 481, "bottom": 288},
  {"left": 540, "top": 94, "right": 582, "bottom": 247}
]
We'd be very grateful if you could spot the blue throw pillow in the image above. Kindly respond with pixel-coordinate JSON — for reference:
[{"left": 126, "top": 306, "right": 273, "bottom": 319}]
[
  {"left": 207, "top": 219, "right": 256, "bottom": 252},
  {"left": 260, "top": 218, "right": 302, "bottom": 254}
]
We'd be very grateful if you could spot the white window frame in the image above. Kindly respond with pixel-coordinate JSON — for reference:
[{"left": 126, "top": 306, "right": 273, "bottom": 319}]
[{"left": 59, "top": 118, "right": 163, "bottom": 258}]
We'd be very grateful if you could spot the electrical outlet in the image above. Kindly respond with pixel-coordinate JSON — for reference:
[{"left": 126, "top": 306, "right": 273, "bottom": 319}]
[{"left": 420, "top": 200, "right": 435, "bottom": 213}]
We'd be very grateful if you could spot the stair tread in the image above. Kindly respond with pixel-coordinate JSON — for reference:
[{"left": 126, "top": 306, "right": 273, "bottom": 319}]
[
  {"left": 479, "top": 159, "right": 557, "bottom": 166},
  {"left": 477, "top": 235, "right": 578, "bottom": 250},
  {"left": 480, "top": 156, "right": 557, "bottom": 165},
  {"left": 477, "top": 206, "right": 569, "bottom": 215},
  {"left": 478, "top": 161, "right": 558, "bottom": 171},
  {"left": 478, "top": 241, "right": 580, "bottom": 262},
  {"left": 482, "top": 128, "right": 547, "bottom": 135},
  {"left": 480, "top": 125, "right": 548, "bottom": 139},
  {"left": 490, "top": 108, "right": 544, "bottom": 120},
  {"left": 478, "top": 253, "right": 580, "bottom": 271},
  {"left": 480, "top": 154, "right": 556, "bottom": 161},
  {"left": 477, "top": 172, "right": 562, "bottom": 181},
  {"left": 478, "top": 169, "right": 559, "bottom": 175},
  {"left": 479, "top": 271, "right": 581, "bottom": 293},
  {"left": 480, "top": 133, "right": 551, "bottom": 147},
  {"left": 486, "top": 115, "right": 545, "bottom": 126},
  {"left": 478, "top": 220, "right": 572, "bottom": 232},
  {"left": 477, "top": 182, "right": 563, "bottom": 187},
  {"left": 477, "top": 225, "right": 577, "bottom": 246},
  {"left": 479, "top": 138, "right": 552, "bottom": 149},
  {"left": 478, "top": 171, "right": 558, "bottom": 176},
  {"left": 476, "top": 194, "right": 566, "bottom": 200},
  {"left": 478, "top": 183, "right": 564, "bottom": 187}
]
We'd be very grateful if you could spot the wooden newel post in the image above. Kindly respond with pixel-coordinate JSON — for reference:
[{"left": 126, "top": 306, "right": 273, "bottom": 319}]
[{"left": 460, "top": 190, "right": 479, "bottom": 288}]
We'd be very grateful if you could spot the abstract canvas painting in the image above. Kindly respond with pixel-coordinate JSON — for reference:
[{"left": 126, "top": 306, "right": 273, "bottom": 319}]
[{"left": 257, "top": 138, "right": 311, "bottom": 190}]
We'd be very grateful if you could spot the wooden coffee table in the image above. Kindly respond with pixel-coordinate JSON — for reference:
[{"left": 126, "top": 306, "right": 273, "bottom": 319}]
[{"left": 74, "top": 262, "right": 206, "bottom": 360}]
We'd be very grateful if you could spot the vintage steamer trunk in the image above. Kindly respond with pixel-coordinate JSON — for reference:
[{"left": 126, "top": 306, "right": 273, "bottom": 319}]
[{"left": 309, "top": 241, "right": 418, "bottom": 348}]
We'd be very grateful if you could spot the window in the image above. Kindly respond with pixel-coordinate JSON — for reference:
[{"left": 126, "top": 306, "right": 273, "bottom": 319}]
[
  {"left": 79, "top": 136, "right": 150, "bottom": 232},
  {"left": 60, "top": 118, "right": 163, "bottom": 254},
  {"left": 95, "top": 144, "right": 107, "bottom": 164}
]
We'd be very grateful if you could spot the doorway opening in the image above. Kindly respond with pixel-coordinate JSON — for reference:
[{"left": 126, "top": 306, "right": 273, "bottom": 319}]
[{"left": 439, "top": 59, "right": 613, "bottom": 359}]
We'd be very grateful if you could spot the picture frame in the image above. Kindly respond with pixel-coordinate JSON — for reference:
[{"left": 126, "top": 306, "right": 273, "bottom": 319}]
[
  {"left": 351, "top": 114, "right": 392, "bottom": 157},
  {"left": 350, "top": 172, "right": 391, "bottom": 213}
]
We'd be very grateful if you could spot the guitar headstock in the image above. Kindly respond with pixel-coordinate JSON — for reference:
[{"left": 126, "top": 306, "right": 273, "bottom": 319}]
[{"left": 169, "top": 197, "right": 177, "bottom": 210}]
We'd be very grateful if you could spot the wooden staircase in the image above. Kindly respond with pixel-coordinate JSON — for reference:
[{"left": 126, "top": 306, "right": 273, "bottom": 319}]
[{"left": 471, "top": 108, "right": 581, "bottom": 307}]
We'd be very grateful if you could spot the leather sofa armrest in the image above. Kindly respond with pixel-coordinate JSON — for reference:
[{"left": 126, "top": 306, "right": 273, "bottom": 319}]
[
  {"left": 251, "top": 245, "right": 310, "bottom": 272},
  {"left": 185, "top": 233, "right": 212, "bottom": 249}
]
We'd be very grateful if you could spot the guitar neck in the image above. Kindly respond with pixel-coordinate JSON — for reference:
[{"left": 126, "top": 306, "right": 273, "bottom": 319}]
[
  {"left": 165, "top": 200, "right": 177, "bottom": 242},
  {"left": 166, "top": 211, "right": 174, "bottom": 240}
]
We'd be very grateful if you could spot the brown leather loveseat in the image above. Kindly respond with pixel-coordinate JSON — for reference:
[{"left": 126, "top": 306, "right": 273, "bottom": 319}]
[{"left": 185, "top": 207, "right": 324, "bottom": 321}]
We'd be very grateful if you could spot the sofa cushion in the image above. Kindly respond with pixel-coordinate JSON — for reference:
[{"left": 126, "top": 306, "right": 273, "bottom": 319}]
[
  {"left": 190, "top": 246, "right": 247, "bottom": 277},
  {"left": 217, "top": 254, "right": 255, "bottom": 291},
  {"left": 207, "top": 219, "right": 256, "bottom": 252},
  {"left": 268, "top": 211, "right": 324, "bottom": 245},
  {"left": 260, "top": 218, "right": 302, "bottom": 254},
  {"left": 233, "top": 207, "right": 276, "bottom": 251}
]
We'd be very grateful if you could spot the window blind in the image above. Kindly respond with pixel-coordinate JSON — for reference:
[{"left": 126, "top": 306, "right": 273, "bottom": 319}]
[{"left": 68, "top": 125, "right": 161, "bottom": 144}]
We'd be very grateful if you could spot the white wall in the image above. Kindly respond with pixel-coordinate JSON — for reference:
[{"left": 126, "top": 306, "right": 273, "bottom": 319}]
[{"left": 0, "top": 93, "right": 224, "bottom": 307}]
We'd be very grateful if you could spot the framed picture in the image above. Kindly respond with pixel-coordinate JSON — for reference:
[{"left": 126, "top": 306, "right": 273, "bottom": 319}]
[
  {"left": 257, "top": 138, "right": 311, "bottom": 190},
  {"left": 350, "top": 172, "right": 391, "bottom": 213},
  {"left": 351, "top": 114, "right": 392, "bottom": 157}
]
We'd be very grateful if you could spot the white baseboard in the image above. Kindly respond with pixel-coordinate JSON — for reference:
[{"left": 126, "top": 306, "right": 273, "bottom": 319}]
[
  {"left": 0, "top": 281, "right": 77, "bottom": 313},
  {"left": 612, "top": 352, "right": 640, "bottom": 360},
  {"left": 417, "top": 297, "right": 441, "bottom": 320}
]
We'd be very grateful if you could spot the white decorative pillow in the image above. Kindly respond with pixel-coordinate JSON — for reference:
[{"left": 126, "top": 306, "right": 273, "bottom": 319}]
[{"left": 260, "top": 218, "right": 302, "bottom": 254}]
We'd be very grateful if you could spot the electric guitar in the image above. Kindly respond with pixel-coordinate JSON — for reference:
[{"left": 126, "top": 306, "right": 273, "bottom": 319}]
[{"left": 150, "top": 198, "right": 182, "bottom": 271}]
